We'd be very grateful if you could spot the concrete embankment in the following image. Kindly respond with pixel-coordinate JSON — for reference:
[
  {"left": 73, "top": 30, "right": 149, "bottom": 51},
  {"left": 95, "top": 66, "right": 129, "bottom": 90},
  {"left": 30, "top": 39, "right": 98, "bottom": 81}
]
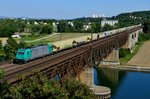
[{"left": 100, "top": 65, "right": 150, "bottom": 72}]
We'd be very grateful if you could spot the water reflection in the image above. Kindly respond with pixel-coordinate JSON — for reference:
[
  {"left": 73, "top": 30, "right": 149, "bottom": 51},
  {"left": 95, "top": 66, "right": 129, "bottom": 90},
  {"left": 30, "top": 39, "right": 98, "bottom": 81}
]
[
  {"left": 94, "top": 67, "right": 150, "bottom": 99},
  {"left": 94, "top": 68, "right": 126, "bottom": 95}
]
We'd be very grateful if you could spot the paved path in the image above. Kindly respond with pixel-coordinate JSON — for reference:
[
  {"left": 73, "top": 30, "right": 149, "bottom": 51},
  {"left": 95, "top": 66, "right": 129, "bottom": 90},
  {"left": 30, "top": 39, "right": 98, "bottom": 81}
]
[
  {"left": 0, "top": 38, "right": 8, "bottom": 46},
  {"left": 128, "top": 41, "right": 150, "bottom": 67},
  {"left": 23, "top": 26, "right": 127, "bottom": 49}
]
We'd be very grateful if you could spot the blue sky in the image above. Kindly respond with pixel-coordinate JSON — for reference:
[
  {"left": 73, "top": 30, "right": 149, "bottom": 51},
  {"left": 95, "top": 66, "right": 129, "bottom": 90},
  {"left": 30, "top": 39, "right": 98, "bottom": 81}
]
[{"left": 0, "top": 0, "right": 149, "bottom": 19}]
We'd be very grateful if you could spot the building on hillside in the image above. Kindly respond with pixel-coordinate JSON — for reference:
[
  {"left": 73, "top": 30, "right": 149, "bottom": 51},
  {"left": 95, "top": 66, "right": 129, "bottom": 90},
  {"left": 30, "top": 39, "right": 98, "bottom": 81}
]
[
  {"left": 27, "top": 22, "right": 30, "bottom": 25},
  {"left": 68, "top": 21, "right": 74, "bottom": 27},
  {"left": 34, "top": 21, "right": 39, "bottom": 25},
  {"left": 92, "top": 14, "right": 105, "bottom": 18},
  {"left": 52, "top": 22, "right": 59, "bottom": 32},
  {"left": 11, "top": 32, "right": 22, "bottom": 38},
  {"left": 101, "top": 19, "right": 118, "bottom": 27},
  {"left": 43, "top": 22, "right": 48, "bottom": 25},
  {"left": 83, "top": 22, "right": 91, "bottom": 31}
]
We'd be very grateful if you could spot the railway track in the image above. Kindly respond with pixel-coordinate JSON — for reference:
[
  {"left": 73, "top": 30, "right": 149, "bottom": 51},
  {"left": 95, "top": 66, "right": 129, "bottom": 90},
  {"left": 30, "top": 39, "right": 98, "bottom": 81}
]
[
  {"left": 0, "top": 43, "right": 89, "bottom": 83},
  {"left": 0, "top": 26, "right": 143, "bottom": 84}
]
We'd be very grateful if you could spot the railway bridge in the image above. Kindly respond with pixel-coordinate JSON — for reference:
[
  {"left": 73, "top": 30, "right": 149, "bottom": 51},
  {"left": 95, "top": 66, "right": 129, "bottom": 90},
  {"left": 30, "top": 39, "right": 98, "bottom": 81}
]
[{"left": 0, "top": 25, "right": 143, "bottom": 86}]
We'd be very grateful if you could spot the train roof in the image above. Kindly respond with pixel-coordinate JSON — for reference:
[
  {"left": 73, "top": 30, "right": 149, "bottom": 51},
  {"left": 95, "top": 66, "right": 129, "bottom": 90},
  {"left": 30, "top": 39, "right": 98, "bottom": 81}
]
[{"left": 18, "top": 44, "right": 53, "bottom": 51}]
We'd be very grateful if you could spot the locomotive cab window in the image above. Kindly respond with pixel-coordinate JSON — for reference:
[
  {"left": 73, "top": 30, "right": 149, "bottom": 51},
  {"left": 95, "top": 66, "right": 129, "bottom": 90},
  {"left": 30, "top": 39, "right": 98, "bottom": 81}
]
[{"left": 18, "top": 52, "right": 24, "bottom": 55}]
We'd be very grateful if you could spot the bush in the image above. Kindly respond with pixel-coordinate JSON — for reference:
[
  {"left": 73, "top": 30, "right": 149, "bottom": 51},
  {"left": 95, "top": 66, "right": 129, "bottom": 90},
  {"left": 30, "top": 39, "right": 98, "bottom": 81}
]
[
  {"left": 0, "top": 70, "right": 10, "bottom": 98},
  {"left": 138, "top": 33, "right": 150, "bottom": 42},
  {"left": 2, "top": 74, "right": 93, "bottom": 99},
  {"left": 63, "top": 78, "right": 93, "bottom": 99},
  {"left": 4, "top": 74, "right": 68, "bottom": 99},
  {"left": 119, "top": 48, "right": 131, "bottom": 58}
]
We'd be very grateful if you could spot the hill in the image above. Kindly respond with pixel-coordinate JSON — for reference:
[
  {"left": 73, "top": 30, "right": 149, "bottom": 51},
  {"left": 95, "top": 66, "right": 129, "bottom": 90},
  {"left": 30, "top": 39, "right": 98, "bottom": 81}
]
[{"left": 116, "top": 10, "right": 150, "bottom": 20}]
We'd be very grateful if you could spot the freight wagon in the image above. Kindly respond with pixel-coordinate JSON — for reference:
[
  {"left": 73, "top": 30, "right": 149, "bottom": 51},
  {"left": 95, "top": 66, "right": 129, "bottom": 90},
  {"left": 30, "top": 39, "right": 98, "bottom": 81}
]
[{"left": 14, "top": 44, "right": 53, "bottom": 64}]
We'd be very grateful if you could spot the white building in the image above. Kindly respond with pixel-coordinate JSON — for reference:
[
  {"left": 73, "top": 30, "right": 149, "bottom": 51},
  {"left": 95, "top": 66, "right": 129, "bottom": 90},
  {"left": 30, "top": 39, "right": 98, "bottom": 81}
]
[
  {"left": 43, "top": 22, "right": 48, "bottom": 25},
  {"left": 101, "top": 19, "right": 118, "bottom": 27},
  {"left": 34, "top": 21, "right": 39, "bottom": 25},
  {"left": 52, "top": 22, "right": 58, "bottom": 32},
  {"left": 11, "top": 33, "right": 22, "bottom": 38},
  {"left": 92, "top": 14, "right": 105, "bottom": 18},
  {"left": 83, "top": 22, "right": 91, "bottom": 31},
  {"left": 68, "top": 21, "right": 74, "bottom": 27}
]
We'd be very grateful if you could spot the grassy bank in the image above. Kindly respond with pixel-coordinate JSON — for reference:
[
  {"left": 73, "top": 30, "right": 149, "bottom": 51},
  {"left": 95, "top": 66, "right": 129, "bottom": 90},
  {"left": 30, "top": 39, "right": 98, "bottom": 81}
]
[
  {"left": 120, "top": 32, "right": 150, "bottom": 64},
  {"left": 19, "top": 33, "right": 89, "bottom": 46},
  {"left": 119, "top": 41, "right": 144, "bottom": 64}
]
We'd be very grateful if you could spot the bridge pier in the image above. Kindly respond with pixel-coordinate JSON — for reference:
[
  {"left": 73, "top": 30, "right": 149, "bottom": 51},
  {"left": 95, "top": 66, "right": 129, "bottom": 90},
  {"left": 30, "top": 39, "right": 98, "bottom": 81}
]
[
  {"left": 78, "top": 68, "right": 111, "bottom": 99},
  {"left": 122, "top": 33, "right": 137, "bottom": 50},
  {"left": 100, "top": 28, "right": 142, "bottom": 66},
  {"left": 78, "top": 68, "right": 94, "bottom": 88},
  {"left": 101, "top": 49, "right": 120, "bottom": 65},
  {"left": 122, "top": 28, "right": 142, "bottom": 50}
]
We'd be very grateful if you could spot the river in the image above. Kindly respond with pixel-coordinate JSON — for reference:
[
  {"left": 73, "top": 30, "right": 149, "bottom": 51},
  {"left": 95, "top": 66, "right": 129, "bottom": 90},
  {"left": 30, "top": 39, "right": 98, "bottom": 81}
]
[{"left": 94, "top": 68, "right": 150, "bottom": 99}]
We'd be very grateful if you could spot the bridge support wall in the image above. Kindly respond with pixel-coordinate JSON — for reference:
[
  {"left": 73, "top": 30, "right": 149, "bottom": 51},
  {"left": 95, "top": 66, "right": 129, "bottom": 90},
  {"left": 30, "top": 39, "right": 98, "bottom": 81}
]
[
  {"left": 78, "top": 68, "right": 94, "bottom": 88},
  {"left": 78, "top": 68, "right": 111, "bottom": 99},
  {"left": 122, "top": 28, "right": 142, "bottom": 50},
  {"left": 100, "top": 49, "right": 120, "bottom": 65}
]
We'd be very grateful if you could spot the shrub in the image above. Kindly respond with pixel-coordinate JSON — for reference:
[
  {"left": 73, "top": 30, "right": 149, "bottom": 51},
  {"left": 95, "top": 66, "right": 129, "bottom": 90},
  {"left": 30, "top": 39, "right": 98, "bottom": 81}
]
[
  {"left": 119, "top": 48, "right": 130, "bottom": 58},
  {"left": 2, "top": 74, "right": 93, "bottom": 99}
]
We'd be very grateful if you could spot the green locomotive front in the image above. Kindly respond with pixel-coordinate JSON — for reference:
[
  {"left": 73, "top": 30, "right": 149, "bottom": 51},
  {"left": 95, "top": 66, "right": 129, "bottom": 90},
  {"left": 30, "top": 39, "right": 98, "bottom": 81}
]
[{"left": 14, "top": 44, "right": 53, "bottom": 64}]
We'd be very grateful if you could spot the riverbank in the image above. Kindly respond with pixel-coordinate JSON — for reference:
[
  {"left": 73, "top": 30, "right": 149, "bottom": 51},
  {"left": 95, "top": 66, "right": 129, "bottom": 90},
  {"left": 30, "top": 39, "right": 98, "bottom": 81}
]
[
  {"left": 119, "top": 41, "right": 144, "bottom": 64},
  {"left": 100, "top": 41, "right": 150, "bottom": 72},
  {"left": 100, "top": 65, "right": 150, "bottom": 72},
  {"left": 127, "top": 40, "right": 150, "bottom": 67}
]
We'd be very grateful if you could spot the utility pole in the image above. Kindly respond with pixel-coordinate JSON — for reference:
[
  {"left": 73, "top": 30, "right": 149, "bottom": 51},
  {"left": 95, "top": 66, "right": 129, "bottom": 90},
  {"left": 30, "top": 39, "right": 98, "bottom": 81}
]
[
  {"left": 91, "top": 30, "right": 93, "bottom": 40},
  {"left": 60, "top": 33, "right": 62, "bottom": 41},
  {"left": 86, "top": 42, "right": 94, "bottom": 90}
]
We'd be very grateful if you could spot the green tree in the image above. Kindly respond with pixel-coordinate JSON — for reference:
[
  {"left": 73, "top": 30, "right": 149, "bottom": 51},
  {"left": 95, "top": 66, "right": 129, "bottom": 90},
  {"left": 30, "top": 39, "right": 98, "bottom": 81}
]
[
  {"left": 74, "top": 21, "right": 84, "bottom": 32},
  {"left": 64, "top": 78, "right": 93, "bottom": 99},
  {"left": 0, "top": 40, "right": 2, "bottom": 50},
  {"left": 0, "top": 19, "right": 17, "bottom": 37},
  {"left": 119, "top": 48, "right": 131, "bottom": 58},
  {"left": 143, "top": 21, "right": 150, "bottom": 33},
  {"left": 30, "top": 24, "right": 42, "bottom": 33},
  {"left": 102, "top": 24, "right": 114, "bottom": 31},
  {"left": 4, "top": 37, "right": 19, "bottom": 59},
  {"left": 18, "top": 41, "right": 27, "bottom": 48},
  {"left": 91, "top": 22, "right": 101, "bottom": 33},
  {"left": 40, "top": 24, "right": 53, "bottom": 34},
  {"left": 15, "top": 19, "right": 26, "bottom": 32},
  {"left": 4, "top": 74, "right": 68, "bottom": 99},
  {"left": 0, "top": 70, "right": 10, "bottom": 98},
  {"left": 57, "top": 21, "right": 69, "bottom": 32},
  {"left": 2, "top": 74, "right": 93, "bottom": 99}
]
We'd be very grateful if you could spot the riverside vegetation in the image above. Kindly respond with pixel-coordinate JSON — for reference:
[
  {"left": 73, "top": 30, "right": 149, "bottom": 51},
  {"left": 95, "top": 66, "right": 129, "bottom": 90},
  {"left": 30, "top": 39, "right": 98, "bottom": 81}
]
[
  {"left": 119, "top": 32, "right": 150, "bottom": 64},
  {"left": 0, "top": 71, "right": 93, "bottom": 99}
]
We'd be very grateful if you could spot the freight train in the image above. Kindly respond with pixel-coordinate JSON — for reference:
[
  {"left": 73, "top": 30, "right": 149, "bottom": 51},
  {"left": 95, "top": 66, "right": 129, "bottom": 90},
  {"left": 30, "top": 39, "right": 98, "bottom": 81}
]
[
  {"left": 14, "top": 41, "right": 87, "bottom": 64},
  {"left": 14, "top": 44, "right": 53, "bottom": 64},
  {"left": 14, "top": 24, "right": 141, "bottom": 64}
]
